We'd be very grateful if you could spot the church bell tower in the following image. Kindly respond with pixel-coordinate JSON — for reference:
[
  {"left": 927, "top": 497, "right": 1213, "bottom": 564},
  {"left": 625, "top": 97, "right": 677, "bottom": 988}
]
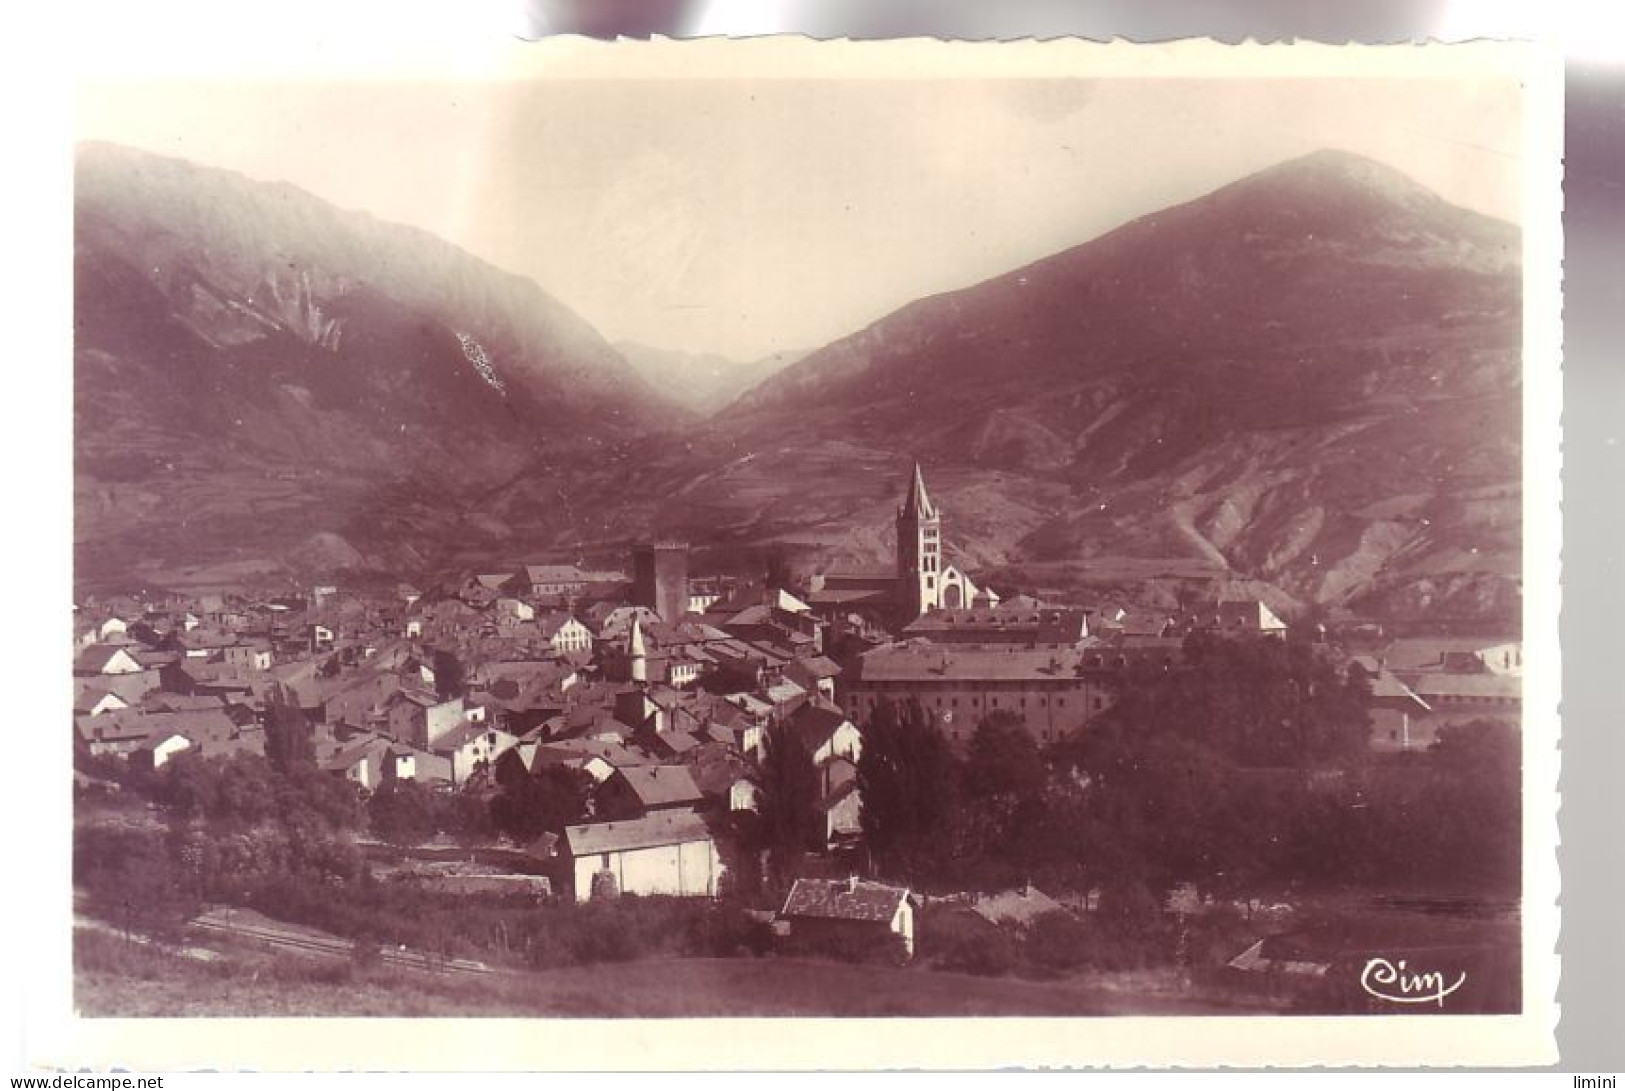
[{"left": 896, "top": 462, "right": 942, "bottom": 619}]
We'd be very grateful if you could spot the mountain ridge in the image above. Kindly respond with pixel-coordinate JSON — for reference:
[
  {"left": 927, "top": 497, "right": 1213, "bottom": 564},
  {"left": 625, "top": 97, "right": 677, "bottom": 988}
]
[
  {"left": 74, "top": 145, "right": 1525, "bottom": 624},
  {"left": 633, "top": 149, "right": 1523, "bottom": 623},
  {"left": 73, "top": 142, "right": 682, "bottom": 588}
]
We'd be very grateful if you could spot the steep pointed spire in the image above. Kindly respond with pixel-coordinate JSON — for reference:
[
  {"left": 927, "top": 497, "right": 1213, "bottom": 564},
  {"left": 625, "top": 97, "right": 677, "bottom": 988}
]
[
  {"left": 628, "top": 616, "right": 648, "bottom": 684},
  {"left": 900, "top": 461, "right": 937, "bottom": 521}
]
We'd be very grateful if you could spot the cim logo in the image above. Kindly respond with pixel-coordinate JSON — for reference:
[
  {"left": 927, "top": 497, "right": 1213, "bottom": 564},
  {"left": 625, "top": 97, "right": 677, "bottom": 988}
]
[{"left": 1359, "top": 956, "right": 1468, "bottom": 1007}]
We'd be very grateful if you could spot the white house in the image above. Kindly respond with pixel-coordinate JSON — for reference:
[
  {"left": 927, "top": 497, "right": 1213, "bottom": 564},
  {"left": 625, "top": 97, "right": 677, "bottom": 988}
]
[
  {"left": 563, "top": 811, "right": 721, "bottom": 902},
  {"left": 74, "top": 645, "right": 145, "bottom": 677},
  {"left": 432, "top": 721, "right": 520, "bottom": 785},
  {"left": 778, "top": 877, "right": 915, "bottom": 959},
  {"left": 496, "top": 596, "right": 537, "bottom": 623},
  {"left": 788, "top": 703, "right": 863, "bottom": 767},
  {"left": 728, "top": 777, "right": 760, "bottom": 813},
  {"left": 137, "top": 730, "right": 193, "bottom": 769},
  {"left": 537, "top": 612, "right": 594, "bottom": 656}
]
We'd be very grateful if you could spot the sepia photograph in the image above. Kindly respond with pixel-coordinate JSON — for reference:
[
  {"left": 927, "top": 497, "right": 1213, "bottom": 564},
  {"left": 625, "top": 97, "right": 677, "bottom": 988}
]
[{"left": 52, "top": 31, "right": 1562, "bottom": 1069}]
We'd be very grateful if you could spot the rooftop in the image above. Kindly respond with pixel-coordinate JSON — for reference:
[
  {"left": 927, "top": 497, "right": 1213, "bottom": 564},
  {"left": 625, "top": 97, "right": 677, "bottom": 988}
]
[
  {"left": 613, "top": 764, "right": 705, "bottom": 808},
  {"left": 781, "top": 877, "right": 910, "bottom": 923},
  {"left": 564, "top": 810, "right": 713, "bottom": 857}
]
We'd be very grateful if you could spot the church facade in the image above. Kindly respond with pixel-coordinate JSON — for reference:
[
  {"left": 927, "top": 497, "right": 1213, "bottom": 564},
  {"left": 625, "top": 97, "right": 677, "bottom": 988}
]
[{"left": 807, "top": 464, "right": 998, "bottom": 629}]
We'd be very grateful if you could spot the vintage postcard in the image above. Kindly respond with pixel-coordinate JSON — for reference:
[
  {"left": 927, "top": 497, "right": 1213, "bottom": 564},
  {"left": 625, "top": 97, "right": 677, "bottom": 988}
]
[{"left": 37, "top": 30, "right": 1562, "bottom": 1071}]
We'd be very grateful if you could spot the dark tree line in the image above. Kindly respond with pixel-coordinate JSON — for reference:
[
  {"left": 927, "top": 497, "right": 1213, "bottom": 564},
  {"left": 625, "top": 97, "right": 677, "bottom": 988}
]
[
  {"left": 854, "top": 634, "right": 1520, "bottom": 901},
  {"left": 753, "top": 720, "right": 824, "bottom": 880}
]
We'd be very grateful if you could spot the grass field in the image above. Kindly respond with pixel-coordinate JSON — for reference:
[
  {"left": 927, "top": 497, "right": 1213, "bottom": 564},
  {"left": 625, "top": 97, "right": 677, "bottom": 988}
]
[{"left": 74, "top": 929, "right": 1260, "bottom": 1018}]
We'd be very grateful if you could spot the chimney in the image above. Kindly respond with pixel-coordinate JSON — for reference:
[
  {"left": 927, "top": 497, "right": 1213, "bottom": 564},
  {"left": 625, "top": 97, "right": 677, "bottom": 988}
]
[{"left": 847, "top": 875, "right": 859, "bottom": 894}]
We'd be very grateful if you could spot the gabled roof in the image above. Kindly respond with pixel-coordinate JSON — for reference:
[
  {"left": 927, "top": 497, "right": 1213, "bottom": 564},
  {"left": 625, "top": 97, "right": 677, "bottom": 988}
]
[
  {"left": 134, "top": 728, "right": 192, "bottom": 754},
  {"left": 788, "top": 701, "right": 852, "bottom": 751},
  {"left": 787, "top": 655, "right": 842, "bottom": 681},
  {"left": 1400, "top": 672, "right": 1521, "bottom": 701},
  {"left": 969, "top": 886, "right": 1067, "bottom": 929},
  {"left": 1218, "top": 599, "right": 1287, "bottom": 631},
  {"left": 651, "top": 730, "right": 702, "bottom": 756},
  {"left": 722, "top": 692, "right": 774, "bottom": 719},
  {"left": 763, "top": 677, "right": 807, "bottom": 707},
  {"left": 1381, "top": 637, "right": 1521, "bottom": 672},
  {"left": 697, "top": 723, "right": 737, "bottom": 746},
  {"left": 74, "top": 644, "right": 143, "bottom": 674},
  {"left": 536, "top": 612, "right": 586, "bottom": 640},
  {"left": 432, "top": 720, "right": 511, "bottom": 753},
  {"left": 719, "top": 604, "right": 775, "bottom": 630},
  {"left": 74, "top": 673, "right": 155, "bottom": 710},
  {"left": 321, "top": 732, "right": 394, "bottom": 772},
  {"left": 156, "top": 709, "right": 240, "bottom": 739},
  {"left": 74, "top": 709, "right": 153, "bottom": 740},
  {"left": 612, "top": 764, "right": 705, "bottom": 809},
  {"left": 565, "top": 811, "right": 713, "bottom": 857},
  {"left": 523, "top": 564, "right": 589, "bottom": 583},
  {"left": 781, "top": 877, "right": 910, "bottom": 923},
  {"left": 853, "top": 642, "right": 1097, "bottom": 682},
  {"left": 141, "top": 692, "right": 227, "bottom": 714},
  {"left": 388, "top": 688, "right": 448, "bottom": 710},
  {"left": 1368, "top": 670, "right": 1432, "bottom": 709},
  {"left": 532, "top": 737, "right": 653, "bottom": 771}
]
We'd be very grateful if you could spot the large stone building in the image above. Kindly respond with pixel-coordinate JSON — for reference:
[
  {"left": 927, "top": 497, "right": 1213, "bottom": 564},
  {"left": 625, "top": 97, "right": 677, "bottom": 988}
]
[
  {"left": 807, "top": 464, "right": 997, "bottom": 629},
  {"left": 839, "top": 641, "right": 1119, "bottom": 749},
  {"left": 632, "top": 541, "right": 690, "bottom": 623}
]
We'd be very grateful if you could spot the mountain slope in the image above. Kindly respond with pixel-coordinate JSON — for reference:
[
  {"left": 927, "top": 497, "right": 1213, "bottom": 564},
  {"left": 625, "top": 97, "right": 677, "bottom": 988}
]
[
  {"left": 641, "top": 150, "right": 1524, "bottom": 622},
  {"left": 74, "top": 143, "right": 673, "bottom": 588},
  {"left": 614, "top": 342, "right": 808, "bottom": 415}
]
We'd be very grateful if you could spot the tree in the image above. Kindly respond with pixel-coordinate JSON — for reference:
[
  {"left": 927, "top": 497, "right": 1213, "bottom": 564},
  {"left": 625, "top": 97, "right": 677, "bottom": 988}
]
[
  {"left": 1074, "top": 632, "right": 1370, "bottom": 771},
  {"left": 264, "top": 685, "right": 316, "bottom": 774},
  {"left": 754, "top": 720, "right": 823, "bottom": 875},
  {"left": 433, "top": 649, "right": 467, "bottom": 702},
  {"left": 964, "top": 712, "right": 1046, "bottom": 801},
  {"left": 856, "top": 698, "right": 962, "bottom": 881},
  {"left": 489, "top": 765, "right": 593, "bottom": 843},
  {"left": 368, "top": 778, "right": 440, "bottom": 845}
]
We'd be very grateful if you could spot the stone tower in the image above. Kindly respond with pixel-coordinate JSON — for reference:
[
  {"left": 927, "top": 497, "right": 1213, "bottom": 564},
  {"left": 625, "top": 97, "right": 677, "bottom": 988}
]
[
  {"left": 895, "top": 462, "right": 942, "bottom": 619},
  {"left": 632, "top": 541, "right": 690, "bottom": 623}
]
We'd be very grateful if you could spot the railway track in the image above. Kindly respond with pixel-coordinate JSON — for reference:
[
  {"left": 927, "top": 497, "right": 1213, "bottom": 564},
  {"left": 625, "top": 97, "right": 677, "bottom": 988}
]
[{"left": 189, "top": 911, "right": 500, "bottom": 977}]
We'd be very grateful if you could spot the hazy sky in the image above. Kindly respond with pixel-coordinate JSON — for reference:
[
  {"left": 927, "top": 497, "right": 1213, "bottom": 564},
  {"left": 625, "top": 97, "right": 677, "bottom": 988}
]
[{"left": 79, "top": 74, "right": 1523, "bottom": 361}]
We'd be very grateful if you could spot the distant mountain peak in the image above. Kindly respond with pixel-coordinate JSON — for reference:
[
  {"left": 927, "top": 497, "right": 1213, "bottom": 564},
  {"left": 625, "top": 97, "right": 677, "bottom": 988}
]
[
  {"left": 1241, "top": 147, "right": 1450, "bottom": 207},
  {"left": 74, "top": 142, "right": 677, "bottom": 584},
  {"left": 699, "top": 146, "right": 1522, "bottom": 625}
]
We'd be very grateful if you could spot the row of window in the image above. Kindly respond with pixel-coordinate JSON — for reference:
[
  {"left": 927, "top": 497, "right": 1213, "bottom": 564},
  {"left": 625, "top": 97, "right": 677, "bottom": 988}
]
[
  {"left": 1424, "top": 693, "right": 1519, "bottom": 705},
  {"left": 949, "top": 726, "right": 1060, "bottom": 743},
  {"left": 853, "top": 692, "right": 1107, "bottom": 712},
  {"left": 863, "top": 678, "right": 1093, "bottom": 691}
]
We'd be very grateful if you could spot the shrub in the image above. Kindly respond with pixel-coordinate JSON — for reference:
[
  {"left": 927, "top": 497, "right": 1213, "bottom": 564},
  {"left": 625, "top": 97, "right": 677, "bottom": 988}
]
[
  {"left": 683, "top": 902, "right": 772, "bottom": 958},
  {"left": 779, "top": 926, "right": 910, "bottom": 967},
  {"left": 1024, "top": 910, "right": 1092, "bottom": 971},
  {"left": 936, "top": 928, "right": 1017, "bottom": 976}
]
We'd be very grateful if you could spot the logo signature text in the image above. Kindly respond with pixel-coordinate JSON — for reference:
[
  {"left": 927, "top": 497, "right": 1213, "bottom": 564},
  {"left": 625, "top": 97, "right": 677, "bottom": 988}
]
[{"left": 1359, "top": 957, "right": 1467, "bottom": 1007}]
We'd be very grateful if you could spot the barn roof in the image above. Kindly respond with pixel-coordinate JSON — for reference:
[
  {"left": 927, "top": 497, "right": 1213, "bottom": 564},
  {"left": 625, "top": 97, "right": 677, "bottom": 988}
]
[
  {"left": 780, "top": 877, "right": 909, "bottom": 923},
  {"left": 564, "top": 810, "right": 712, "bottom": 857}
]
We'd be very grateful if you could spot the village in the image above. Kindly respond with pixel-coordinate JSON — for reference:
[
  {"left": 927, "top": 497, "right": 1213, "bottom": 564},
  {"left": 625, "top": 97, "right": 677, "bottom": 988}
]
[{"left": 70, "top": 464, "right": 1524, "bottom": 1007}]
